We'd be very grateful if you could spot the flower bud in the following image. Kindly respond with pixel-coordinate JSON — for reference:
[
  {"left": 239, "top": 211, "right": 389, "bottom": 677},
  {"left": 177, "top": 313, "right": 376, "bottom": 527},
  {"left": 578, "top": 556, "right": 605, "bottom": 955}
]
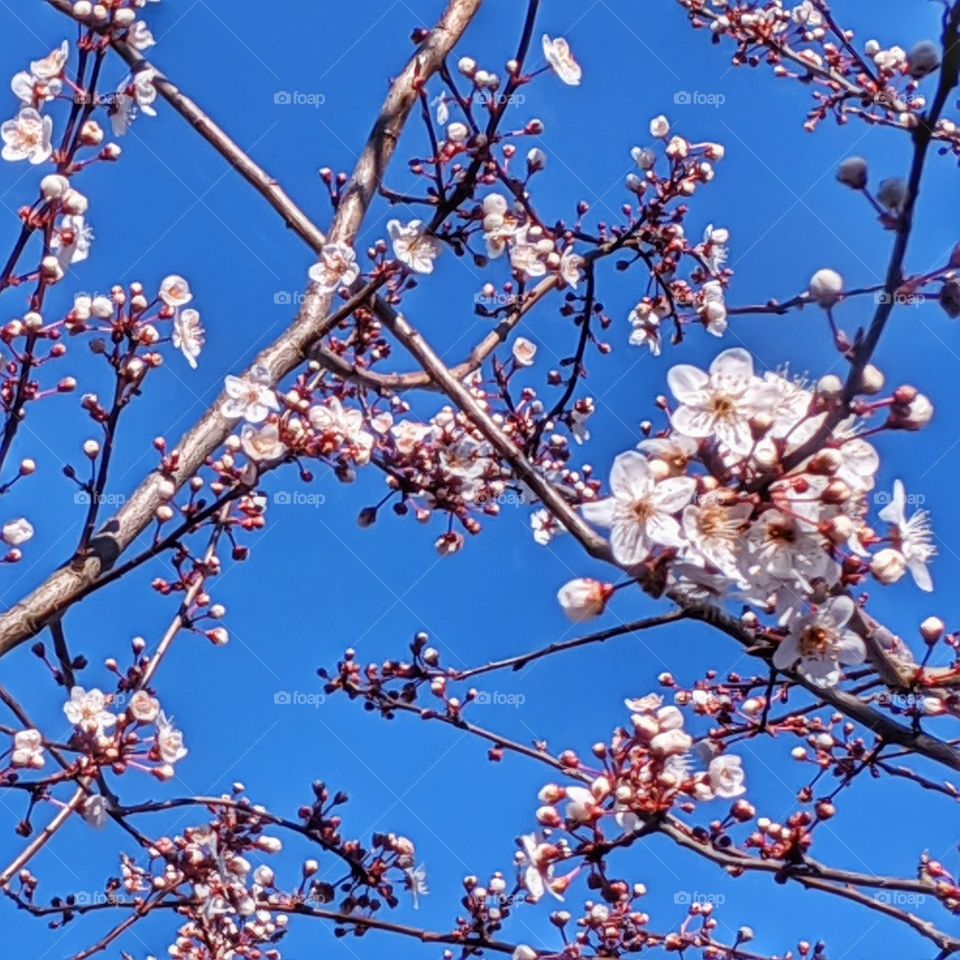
[
  {"left": 940, "top": 281, "right": 960, "bottom": 319},
  {"left": 836, "top": 156, "right": 867, "bottom": 189},
  {"left": 920, "top": 616, "right": 945, "bottom": 644},
  {"left": 877, "top": 177, "right": 907, "bottom": 212},
  {"left": 908, "top": 40, "right": 941, "bottom": 78},
  {"left": 40, "top": 174, "right": 69, "bottom": 200},
  {"left": 816, "top": 374, "right": 843, "bottom": 399},
  {"left": 871, "top": 547, "right": 907, "bottom": 585},
  {"left": 861, "top": 364, "right": 884, "bottom": 394},
  {"left": 808, "top": 268, "right": 843, "bottom": 307},
  {"left": 556, "top": 578, "right": 613, "bottom": 623}
]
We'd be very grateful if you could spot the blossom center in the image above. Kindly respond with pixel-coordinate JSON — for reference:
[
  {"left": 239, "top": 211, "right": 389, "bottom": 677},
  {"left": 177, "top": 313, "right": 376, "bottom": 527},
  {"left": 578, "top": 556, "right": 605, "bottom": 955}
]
[
  {"left": 709, "top": 394, "right": 737, "bottom": 421},
  {"left": 698, "top": 504, "right": 732, "bottom": 540},
  {"left": 631, "top": 498, "right": 655, "bottom": 524},
  {"left": 799, "top": 625, "right": 834, "bottom": 659}
]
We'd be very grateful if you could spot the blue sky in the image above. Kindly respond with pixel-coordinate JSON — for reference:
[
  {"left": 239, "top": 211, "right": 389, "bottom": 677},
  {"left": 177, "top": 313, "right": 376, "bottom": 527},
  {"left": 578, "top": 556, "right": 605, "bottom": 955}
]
[{"left": 1, "top": 1, "right": 959, "bottom": 958}]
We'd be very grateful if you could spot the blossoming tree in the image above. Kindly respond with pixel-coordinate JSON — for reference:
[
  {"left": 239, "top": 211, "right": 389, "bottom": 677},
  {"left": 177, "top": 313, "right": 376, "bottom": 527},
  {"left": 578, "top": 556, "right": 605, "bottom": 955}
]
[{"left": 1, "top": 1, "right": 960, "bottom": 958}]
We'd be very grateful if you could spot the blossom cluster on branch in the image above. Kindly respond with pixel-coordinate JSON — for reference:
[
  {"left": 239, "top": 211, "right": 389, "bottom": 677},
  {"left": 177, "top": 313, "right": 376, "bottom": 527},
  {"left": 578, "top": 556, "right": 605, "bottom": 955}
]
[{"left": 0, "top": 0, "right": 959, "bottom": 958}]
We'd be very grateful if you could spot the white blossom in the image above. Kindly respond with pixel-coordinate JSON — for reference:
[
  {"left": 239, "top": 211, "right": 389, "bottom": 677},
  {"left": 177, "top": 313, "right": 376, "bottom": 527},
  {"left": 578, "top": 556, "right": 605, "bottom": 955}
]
[
  {"left": 173, "top": 308, "right": 204, "bottom": 369},
  {"left": 878, "top": 480, "right": 935, "bottom": 591},
  {"left": 155, "top": 712, "right": 188, "bottom": 763},
  {"left": 241, "top": 423, "right": 286, "bottom": 463},
  {"left": 11, "top": 729, "right": 44, "bottom": 769},
  {"left": 159, "top": 274, "right": 193, "bottom": 308},
  {"left": 388, "top": 219, "right": 441, "bottom": 274},
  {"left": 557, "top": 578, "right": 611, "bottom": 622},
  {"left": 512, "top": 336, "right": 537, "bottom": 367},
  {"left": 50, "top": 214, "right": 93, "bottom": 267},
  {"left": 2, "top": 518, "right": 34, "bottom": 546},
  {"left": 308, "top": 242, "right": 360, "bottom": 293},
  {"left": 541, "top": 34, "right": 582, "bottom": 86},
  {"left": 582, "top": 452, "right": 696, "bottom": 565},
  {"left": 667, "top": 348, "right": 771, "bottom": 457},
  {"left": 222, "top": 365, "right": 280, "bottom": 424},
  {"left": 64, "top": 687, "right": 118, "bottom": 736},
  {"left": 1, "top": 108, "right": 53, "bottom": 164},
  {"left": 82, "top": 795, "right": 109, "bottom": 829},
  {"left": 309, "top": 398, "right": 374, "bottom": 465},
  {"left": 774, "top": 597, "right": 866, "bottom": 687},
  {"left": 708, "top": 754, "right": 746, "bottom": 798}
]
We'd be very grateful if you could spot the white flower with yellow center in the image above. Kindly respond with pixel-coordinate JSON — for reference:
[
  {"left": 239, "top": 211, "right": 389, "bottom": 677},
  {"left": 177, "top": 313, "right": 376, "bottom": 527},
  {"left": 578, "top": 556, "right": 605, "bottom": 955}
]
[
  {"left": 774, "top": 597, "right": 865, "bottom": 687},
  {"left": 1, "top": 108, "right": 53, "bottom": 164},
  {"left": 667, "top": 348, "right": 769, "bottom": 457},
  {"left": 582, "top": 451, "right": 696, "bottom": 566}
]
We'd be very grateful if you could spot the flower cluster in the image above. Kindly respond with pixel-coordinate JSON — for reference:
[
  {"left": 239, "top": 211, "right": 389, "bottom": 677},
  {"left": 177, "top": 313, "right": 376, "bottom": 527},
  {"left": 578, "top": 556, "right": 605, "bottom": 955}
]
[
  {"left": 558, "top": 346, "right": 937, "bottom": 687},
  {"left": 677, "top": 2, "right": 956, "bottom": 142}
]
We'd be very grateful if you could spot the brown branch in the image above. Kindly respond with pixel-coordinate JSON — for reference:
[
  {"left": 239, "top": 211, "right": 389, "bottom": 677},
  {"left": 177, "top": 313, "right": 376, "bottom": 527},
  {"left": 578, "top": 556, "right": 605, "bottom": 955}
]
[
  {"left": 680, "top": 603, "right": 960, "bottom": 771},
  {"left": 0, "top": 0, "right": 484, "bottom": 659},
  {"left": 447, "top": 611, "right": 688, "bottom": 680},
  {"left": 659, "top": 819, "right": 960, "bottom": 956}
]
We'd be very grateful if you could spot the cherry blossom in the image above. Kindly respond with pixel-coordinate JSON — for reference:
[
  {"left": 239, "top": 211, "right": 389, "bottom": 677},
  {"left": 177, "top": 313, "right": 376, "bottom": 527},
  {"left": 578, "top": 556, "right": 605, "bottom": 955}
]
[
  {"left": 774, "top": 597, "right": 866, "bottom": 687},
  {"left": 628, "top": 302, "right": 662, "bottom": 355},
  {"left": 309, "top": 397, "right": 374, "bottom": 465},
  {"left": 128, "top": 21, "right": 156, "bottom": 51},
  {"left": 667, "top": 348, "right": 771, "bottom": 457},
  {"left": 128, "top": 691, "right": 160, "bottom": 724},
  {"left": 82, "top": 795, "right": 109, "bottom": 828},
  {"left": 388, "top": 219, "right": 442, "bottom": 274},
  {"left": 557, "top": 578, "right": 613, "bottom": 622},
  {"left": 511, "top": 336, "right": 537, "bottom": 366},
  {"left": 172, "top": 307, "right": 204, "bottom": 368},
  {"left": 29, "top": 41, "right": 69, "bottom": 80},
  {"left": 159, "top": 274, "right": 193, "bottom": 308},
  {"left": 50, "top": 214, "right": 93, "bottom": 267},
  {"left": 308, "top": 241, "right": 360, "bottom": 293},
  {"left": 541, "top": 34, "right": 582, "bottom": 86},
  {"left": 681, "top": 490, "right": 753, "bottom": 577},
  {"left": 878, "top": 479, "right": 936, "bottom": 591},
  {"left": 1, "top": 108, "right": 53, "bottom": 164},
  {"left": 582, "top": 451, "right": 696, "bottom": 565},
  {"left": 808, "top": 268, "right": 844, "bottom": 307},
  {"left": 63, "top": 687, "right": 118, "bottom": 736},
  {"left": 221, "top": 366, "right": 280, "bottom": 424},
  {"left": 11, "top": 70, "right": 61, "bottom": 105},
  {"left": 10, "top": 729, "right": 44, "bottom": 769},
  {"left": 707, "top": 755, "right": 746, "bottom": 799},
  {"left": 155, "top": 712, "right": 188, "bottom": 763},
  {"left": 1, "top": 518, "right": 34, "bottom": 546},
  {"left": 240, "top": 423, "right": 286, "bottom": 463}
]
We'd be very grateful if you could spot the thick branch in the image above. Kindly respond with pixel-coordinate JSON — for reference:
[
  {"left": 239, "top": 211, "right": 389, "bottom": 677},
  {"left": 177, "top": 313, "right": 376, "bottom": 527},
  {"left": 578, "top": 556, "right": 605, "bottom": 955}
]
[{"left": 0, "top": 0, "right": 484, "bottom": 658}]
